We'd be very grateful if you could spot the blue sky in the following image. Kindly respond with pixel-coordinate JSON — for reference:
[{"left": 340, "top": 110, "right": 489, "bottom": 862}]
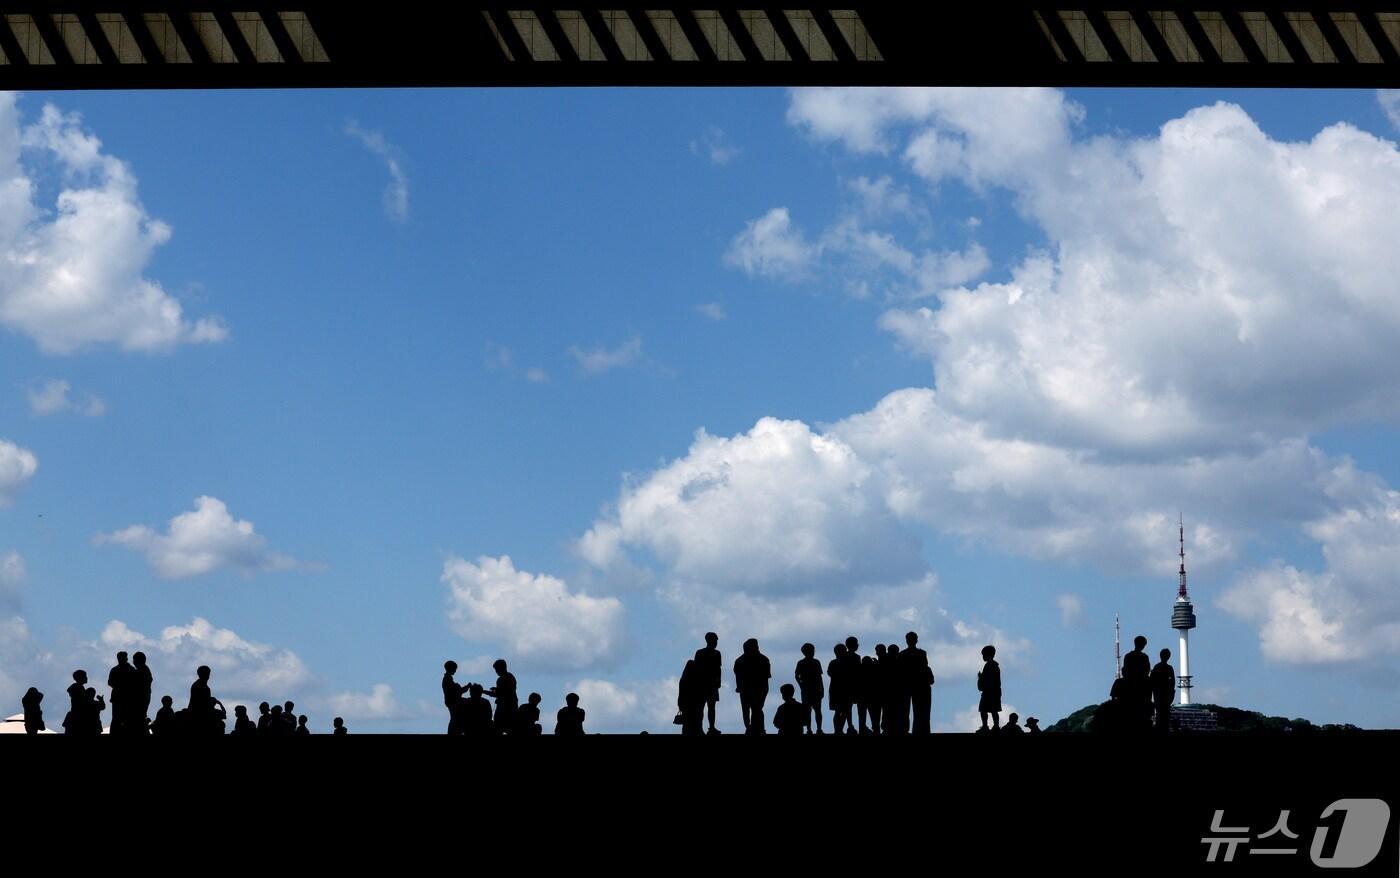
[{"left": 3, "top": 86, "right": 1400, "bottom": 732}]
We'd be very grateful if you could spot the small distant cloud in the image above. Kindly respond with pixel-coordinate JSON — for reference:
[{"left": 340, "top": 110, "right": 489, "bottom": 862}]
[
  {"left": 1379, "top": 90, "right": 1400, "bottom": 133},
  {"left": 696, "top": 302, "right": 726, "bottom": 321},
  {"left": 690, "top": 126, "right": 740, "bottom": 165},
  {"left": 486, "top": 342, "right": 548, "bottom": 383},
  {"left": 1056, "top": 593, "right": 1084, "bottom": 627},
  {"left": 0, "top": 550, "right": 23, "bottom": 605},
  {"left": 345, "top": 120, "right": 409, "bottom": 223},
  {"left": 27, "top": 379, "right": 105, "bottom": 417},
  {"left": 568, "top": 336, "right": 643, "bottom": 375}
]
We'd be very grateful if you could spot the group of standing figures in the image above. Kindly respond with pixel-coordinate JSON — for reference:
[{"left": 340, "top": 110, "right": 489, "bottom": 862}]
[
  {"left": 677, "top": 632, "right": 948, "bottom": 736},
  {"left": 18, "top": 650, "right": 349, "bottom": 736},
  {"left": 1106, "top": 635, "right": 1178, "bottom": 732}
]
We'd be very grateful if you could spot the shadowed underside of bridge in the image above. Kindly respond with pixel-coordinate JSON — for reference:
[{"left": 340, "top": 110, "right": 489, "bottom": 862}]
[{"left": 3, "top": 3, "right": 1400, "bottom": 87}]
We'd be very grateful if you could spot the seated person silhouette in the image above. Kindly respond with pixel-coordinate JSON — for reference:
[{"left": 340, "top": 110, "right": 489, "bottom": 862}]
[
  {"left": 461, "top": 684, "right": 494, "bottom": 736},
  {"left": 267, "top": 704, "right": 291, "bottom": 736},
  {"left": 150, "top": 696, "right": 176, "bottom": 736},
  {"left": 231, "top": 705, "right": 257, "bottom": 736},
  {"left": 296, "top": 715, "right": 311, "bottom": 736},
  {"left": 555, "top": 692, "right": 586, "bottom": 736},
  {"left": 772, "top": 683, "right": 804, "bottom": 736},
  {"left": 518, "top": 693, "right": 543, "bottom": 735},
  {"left": 333, "top": 717, "right": 348, "bottom": 735},
  {"left": 1025, "top": 716, "right": 1042, "bottom": 734},
  {"left": 22, "top": 686, "right": 44, "bottom": 734},
  {"left": 1003, "top": 712, "right": 1025, "bottom": 734}
]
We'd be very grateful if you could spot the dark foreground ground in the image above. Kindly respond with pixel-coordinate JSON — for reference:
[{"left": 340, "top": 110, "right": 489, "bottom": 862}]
[{"left": 7, "top": 733, "right": 1397, "bottom": 874}]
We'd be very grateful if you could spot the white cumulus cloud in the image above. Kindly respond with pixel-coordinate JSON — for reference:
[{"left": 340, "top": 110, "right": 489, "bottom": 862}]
[
  {"left": 567, "top": 335, "right": 643, "bottom": 375},
  {"left": 95, "top": 496, "right": 309, "bottom": 579},
  {"left": 0, "top": 97, "right": 226, "bottom": 353},
  {"left": 0, "top": 439, "right": 37, "bottom": 506},
  {"left": 345, "top": 120, "right": 409, "bottom": 224},
  {"left": 442, "top": 554, "right": 624, "bottom": 671},
  {"left": 27, "top": 378, "right": 104, "bottom": 416}
]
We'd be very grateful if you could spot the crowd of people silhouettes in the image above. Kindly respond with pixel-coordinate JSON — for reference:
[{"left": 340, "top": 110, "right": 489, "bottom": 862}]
[{"left": 14, "top": 629, "right": 1195, "bottom": 735}]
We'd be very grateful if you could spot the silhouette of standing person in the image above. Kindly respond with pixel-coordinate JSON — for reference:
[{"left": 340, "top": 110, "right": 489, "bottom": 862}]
[
  {"left": 843, "top": 637, "right": 866, "bottom": 734},
  {"left": 1121, "top": 636, "right": 1152, "bottom": 732},
  {"left": 772, "top": 684, "right": 804, "bottom": 736},
  {"left": 22, "top": 686, "right": 44, "bottom": 734},
  {"left": 64, "top": 670, "right": 95, "bottom": 735},
  {"left": 978, "top": 645, "right": 1001, "bottom": 733},
  {"left": 442, "top": 660, "right": 464, "bottom": 735},
  {"left": 555, "top": 693, "right": 586, "bottom": 736},
  {"left": 677, "top": 659, "right": 705, "bottom": 736},
  {"left": 904, "top": 632, "right": 934, "bottom": 735},
  {"left": 487, "top": 659, "right": 518, "bottom": 734},
  {"left": 885, "top": 644, "right": 908, "bottom": 735},
  {"left": 268, "top": 704, "right": 289, "bottom": 736},
  {"left": 150, "top": 696, "right": 176, "bottom": 736},
  {"left": 461, "top": 684, "right": 493, "bottom": 736},
  {"left": 282, "top": 701, "right": 298, "bottom": 734},
  {"left": 85, "top": 687, "right": 106, "bottom": 734},
  {"left": 131, "top": 652, "right": 153, "bottom": 734},
  {"left": 188, "top": 666, "right": 225, "bottom": 736},
  {"left": 827, "top": 644, "right": 851, "bottom": 735},
  {"left": 1150, "top": 647, "right": 1176, "bottom": 733},
  {"left": 694, "top": 632, "right": 722, "bottom": 735},
  {"left": 871, "top": 645, "right": 888, "bottom": 735},
  {"left": 333, "top": 717, "right": 348, "bottom": 735},
  {"left": 733, "top": 638, "right": 771, "bottom": 735},
  {"left": 107, "top": 651, "right": 134, "bottom": 736},
  {"left": 257, "top": 702, "right": 272, "bottom": 734},
  {"left": 794, "top": 643, "right": 824, "bottom": 734}
]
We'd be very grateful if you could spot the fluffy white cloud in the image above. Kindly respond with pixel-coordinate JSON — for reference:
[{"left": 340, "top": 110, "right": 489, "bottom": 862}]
[
  {"left": 26, "top": 378, "right": 104, "bottom": 416},
  {"left": 319, "top": 683, "right": 403, "bottom": 721},
  {"left": 0, "top": 439, "right": 37, "bottom": 506},
  {"left": 567, "top": 335, "right": 642, "bottom": 375},
  {"left": 96, "top": 496, "right": 308, "bottom": 579},
  {"left": 0, "top": 614, "right": 316, "bottom": 718},
  {"left": 345, "top": 120, "right": 409, "bottom": 224},
  {"left": 566, "top": 677, "right": 679, "bottom": 733},
  {"left": 0, "top": 97, "right": 226, "bottom": 353},
  {"left": 580, "top": 416, "right": 926, "bottom": 593},
  {"left": 1222, "top": 486, "right": 1400, "bottom": 664},
  {"left": 725, "top": 207, "right": 818, "bottom": 281},
  {"left": 442, "top": 554, "right": 624, "bottom": 671}
]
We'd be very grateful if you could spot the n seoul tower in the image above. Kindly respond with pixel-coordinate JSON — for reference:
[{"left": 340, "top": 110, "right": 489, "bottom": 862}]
[{"left": 1171, "top": 515, "right": 1197, "bottom": 705}]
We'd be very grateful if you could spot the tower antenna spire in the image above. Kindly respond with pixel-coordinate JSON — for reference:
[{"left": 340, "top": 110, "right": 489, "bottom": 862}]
[
  {"left": 1114, "top": 613, "right": 1122, "bottom": 680},
  {"left": 1178, "top": 512, "right": 1188, "bottom": 599}
]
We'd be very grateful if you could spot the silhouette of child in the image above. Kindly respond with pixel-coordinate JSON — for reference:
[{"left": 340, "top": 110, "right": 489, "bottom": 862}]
[
  {"left": 795, "top": 643, "right": 824, "bottom": 734},
  {"left": 296, "top": 715, "right": 310, "bottom": 736},
  {"left": 333, "top": 717, "right": 348, "bottom": 735},
  {"left": 772, "top": 684, "right": 803, "bottom": 736},
  {"left": 555, "top": 692, "right": 585, "bottom": 736},
  {"left": 462, "top": 683, "right": 493, "bottom": 735},
  {"left": 827, "top": 644, "right": 851, "bottom": 735},
  {"left": 151, "top": 695, "right": 176, "bottom": 736},
  {"left": 232, "top": 705, "right": 257, "bottom": 736},
  {"left": 978, "top": 645, "right": 1001, "bottom": 732},
  {"left": 257, "top": 701, "right": 272, "bottom": 734}
]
